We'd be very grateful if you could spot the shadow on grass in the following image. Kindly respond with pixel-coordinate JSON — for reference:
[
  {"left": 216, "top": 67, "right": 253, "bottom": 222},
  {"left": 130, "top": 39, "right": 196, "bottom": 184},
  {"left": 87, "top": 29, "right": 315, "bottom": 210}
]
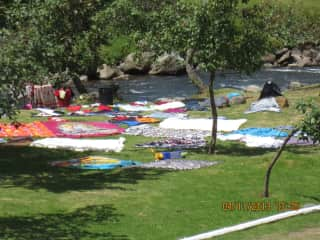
[
  {"left": 213, "top": 142, "right": 271, "bottom": 156},
  {"left": 0, "top": 146, "right": 168, "bottom": 193},
  {"left": 0, "top": 204, "right": 129, "bottom": 240}
]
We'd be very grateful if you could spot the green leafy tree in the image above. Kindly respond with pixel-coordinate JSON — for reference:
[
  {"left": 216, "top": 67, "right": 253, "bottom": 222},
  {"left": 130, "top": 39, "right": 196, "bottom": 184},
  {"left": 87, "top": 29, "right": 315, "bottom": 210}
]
[
  {"left": 144, "top": 0, "right": 270, "bottom": 153},
  {"left": 260, "top": 0, "right": 320, "bottom": 49},
  {"left": 264, "top": 100, "right": 320, "bottom": 197},
  {"left": 0, "top": 0, "right": 112, "bottom": 117}
]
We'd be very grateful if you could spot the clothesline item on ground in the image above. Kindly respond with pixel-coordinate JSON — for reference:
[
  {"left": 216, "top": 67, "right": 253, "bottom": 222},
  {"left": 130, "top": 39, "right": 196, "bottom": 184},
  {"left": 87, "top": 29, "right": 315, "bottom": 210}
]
[
  {"left": 0, "top": 122, "right": 55, "bottom": 138},
  {"left": 245, "top": 97, "right": 280, "bottom": 114},
  {"left": 41, "top": 121, "right": 124, "bottom": 138},
  {"left": 137, "top": 160, "right": 220, "bottom": 170},
  {"left": 125, "top": 124, "right": 211, "bottom": 140},
  {"left": 136, "top": 138, "right": 207, "bottom": 149},
  {"left": 229, "top": 128, "right": 288, "bottom": 138},
  {"left": 30, "top": 137, "right": 126, "bottom": 152},
  {"left": 50, "top": 156, "right": 139, "bottom": 170},
  {"left": 159, "top": 118, "right": 247, "bottom": 132}
]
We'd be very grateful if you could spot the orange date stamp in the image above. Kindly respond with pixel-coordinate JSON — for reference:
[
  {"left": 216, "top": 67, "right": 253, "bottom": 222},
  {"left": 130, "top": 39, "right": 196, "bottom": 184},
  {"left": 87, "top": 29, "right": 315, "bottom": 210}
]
[{"left": 222, "top": 201, "right": 300, "bottom": 211}]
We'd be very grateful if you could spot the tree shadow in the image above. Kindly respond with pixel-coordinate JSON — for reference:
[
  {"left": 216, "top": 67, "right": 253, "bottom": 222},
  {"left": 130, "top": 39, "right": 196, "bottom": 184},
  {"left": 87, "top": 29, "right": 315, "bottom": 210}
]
[
  {"left": 212, "top": 142, "right": 271, "bottom": 156},
  {"left": 0, "top": 146, "right": 169, "bottom": 193},
  {"left": 0, "top": 204, "right": 129, "bottom": 240}
]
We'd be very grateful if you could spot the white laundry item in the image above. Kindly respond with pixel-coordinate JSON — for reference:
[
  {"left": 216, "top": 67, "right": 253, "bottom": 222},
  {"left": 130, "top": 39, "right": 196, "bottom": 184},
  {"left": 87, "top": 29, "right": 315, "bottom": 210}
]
[
  {"left": 159, "top": 118, "right": 247, "bottom": 132},
  {"left": 115, "top": 104, "right": 151, "bottom": 112},
  {"left": 245, "top": 97, "right": 280, "bottom": 114},
  {"left": 35, "top": 108, "right": 62, "bottom": 116},
  {"left": 30, "top": 137, "right": 125, "bottom": 152},
  {"left": 242, "top": 135, "right": 284, "bottom": 148},
  {"left": 150, "top": 101, "right": 185, "bottom": 111},
  {"left": 217, "top": 134, "right": 244, "bottom": 141},
  {"left": 218, "top": 134, "right": 283, "bottom": 148}
]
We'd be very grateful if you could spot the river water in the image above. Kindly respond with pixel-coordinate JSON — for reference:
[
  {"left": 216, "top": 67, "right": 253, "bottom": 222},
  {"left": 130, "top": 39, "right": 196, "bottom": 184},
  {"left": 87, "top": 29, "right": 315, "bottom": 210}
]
[{"left": 116, "top": 67, "right": 320, "bottom": 101}]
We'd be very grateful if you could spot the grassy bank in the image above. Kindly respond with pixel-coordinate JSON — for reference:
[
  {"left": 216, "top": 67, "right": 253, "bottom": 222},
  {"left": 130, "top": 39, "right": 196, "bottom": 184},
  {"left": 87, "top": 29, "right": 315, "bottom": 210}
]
[{"left": 0, "top": 86, "right": 319, "bottom": 240}]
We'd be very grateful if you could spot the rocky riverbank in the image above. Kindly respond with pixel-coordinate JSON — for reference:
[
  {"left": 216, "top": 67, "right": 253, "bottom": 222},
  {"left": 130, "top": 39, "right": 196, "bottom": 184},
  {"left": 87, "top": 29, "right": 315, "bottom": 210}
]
[{"left": 262, "top": 42, "right": 320, "bottom": 68}]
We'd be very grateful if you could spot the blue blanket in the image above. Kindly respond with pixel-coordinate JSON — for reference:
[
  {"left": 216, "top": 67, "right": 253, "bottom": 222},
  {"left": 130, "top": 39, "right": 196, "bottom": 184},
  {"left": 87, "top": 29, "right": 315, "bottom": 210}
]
[{"left": 230, "top": 128, "right": 288, "bottom": 138}]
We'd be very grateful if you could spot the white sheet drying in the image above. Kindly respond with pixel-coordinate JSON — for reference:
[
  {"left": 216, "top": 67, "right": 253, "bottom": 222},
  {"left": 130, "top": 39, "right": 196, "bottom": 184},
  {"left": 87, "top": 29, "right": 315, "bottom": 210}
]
[
  {"left": 30, "top": 137, "right": 125, "bottom": 152},
  {"left": 218, "top": 134, "right": 284, "bottom": 148},
  {"left": 159, "top": 118, "right": 247, "bottom": 132},
  {"left": 150, "top": 101, "right": 185, "bottom": 111}
]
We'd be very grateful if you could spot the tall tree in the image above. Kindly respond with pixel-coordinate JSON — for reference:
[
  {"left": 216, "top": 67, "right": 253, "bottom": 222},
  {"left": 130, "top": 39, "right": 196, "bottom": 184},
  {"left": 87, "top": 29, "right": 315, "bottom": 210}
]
[{"left": 144, "top": 0, "right": 270, "bottom": 153}]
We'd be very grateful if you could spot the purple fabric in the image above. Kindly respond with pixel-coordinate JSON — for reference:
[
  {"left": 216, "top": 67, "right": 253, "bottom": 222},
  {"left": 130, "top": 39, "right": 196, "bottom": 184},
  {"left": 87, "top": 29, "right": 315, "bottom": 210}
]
[{"left": 287, "top": 137, "right": 318, "bottom": 146}]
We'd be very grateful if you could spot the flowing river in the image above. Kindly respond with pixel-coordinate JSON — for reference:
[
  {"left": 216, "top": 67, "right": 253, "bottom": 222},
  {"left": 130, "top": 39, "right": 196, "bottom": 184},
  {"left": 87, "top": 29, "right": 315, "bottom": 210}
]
[{"left": 115, "top": 67, "right": 320, "bottom": 101}]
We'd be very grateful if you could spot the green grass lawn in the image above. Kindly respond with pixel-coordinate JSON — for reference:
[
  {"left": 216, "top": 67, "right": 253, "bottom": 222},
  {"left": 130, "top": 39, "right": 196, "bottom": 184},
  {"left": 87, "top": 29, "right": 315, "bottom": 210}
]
[{"left": 0, "top": 86, "right": 319, "bottom": 240}]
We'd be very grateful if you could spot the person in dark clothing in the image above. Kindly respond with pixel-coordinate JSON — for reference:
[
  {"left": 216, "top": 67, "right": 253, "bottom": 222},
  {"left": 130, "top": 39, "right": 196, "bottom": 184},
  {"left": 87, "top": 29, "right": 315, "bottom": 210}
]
[{"left": 259, "top": 81, "right": 282, "bottom": 100}]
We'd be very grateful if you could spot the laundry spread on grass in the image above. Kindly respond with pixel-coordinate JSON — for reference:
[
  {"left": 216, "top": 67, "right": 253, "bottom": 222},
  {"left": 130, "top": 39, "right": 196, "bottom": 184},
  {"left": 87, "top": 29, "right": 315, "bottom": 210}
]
[
  {"left": 110, "top": 116, "right": 160, "bottom": 127},
  {"left": 30, "top": 137, "right": 126, "bottom": 152},
  {"left": 217, "top": 127, "right": 289, "bottom": 148},
  {"left": 41, "top": 121, "right": 124, "bottom": 138},
  {"left": 33, "top": 108, "right": 64, "bottom": 117},
  {"left": 287, "top": 136, "right": 319, "bottom": 146},
  {"left": 114, "top": 101, "right": 186, "bottom": 112},
  {"left": 159, "top": 118, "right": 247, "bottom": 132},
  {"left": 0, "top": 122, "right": 55, "bottom": 138},
  {"left": 228, "top": 128, "right": 288, "bottom": 138},
  {"left": 136, "top": 138, "right": 207, "bottom": 149},
  {"left": 125, "top": 124, "right": 211, "bottom": 140},
  {"left": 137, "top": 160, "right": 220, "bottom": 170},
  {"left": 50, "top": 156, "right": 139, "bottom": 170},
  {"left": 146, "top": 112, "right": 187, "bottom": 119},
  {"left": 245, "top": 97, "right": 280, "bottom": 114}
]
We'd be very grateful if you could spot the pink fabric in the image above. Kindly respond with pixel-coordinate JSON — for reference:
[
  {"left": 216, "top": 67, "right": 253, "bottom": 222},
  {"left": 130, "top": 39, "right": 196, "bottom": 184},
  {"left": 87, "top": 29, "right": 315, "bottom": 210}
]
[
  {"left": 41, "top": 121, "right": 124, "bottom": 138},
  {"left": 98, "top": 105, "right": 112, "bottom": 111},
  {"left": 164, "top": 108, "right": 187, "bottom": 113}
]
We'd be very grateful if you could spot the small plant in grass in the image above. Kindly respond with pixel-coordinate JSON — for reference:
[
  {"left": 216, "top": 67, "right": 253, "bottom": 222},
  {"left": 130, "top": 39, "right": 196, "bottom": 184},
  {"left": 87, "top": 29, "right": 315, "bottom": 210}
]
[{"left": 264, "top": 99, "right": 320, "bottom": 197}]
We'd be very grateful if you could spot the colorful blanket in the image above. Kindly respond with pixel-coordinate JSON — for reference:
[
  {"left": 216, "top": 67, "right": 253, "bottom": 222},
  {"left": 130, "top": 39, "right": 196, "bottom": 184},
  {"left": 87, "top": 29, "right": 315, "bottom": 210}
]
[
  {"left": 41, "top": 121, "right": 124, "bottom": 138},
  {"left": 0, "top": 122, "right": 55, "bottom": 138},
  {"left": 50, "top": 156, "right": 139, "bottom": 170}
]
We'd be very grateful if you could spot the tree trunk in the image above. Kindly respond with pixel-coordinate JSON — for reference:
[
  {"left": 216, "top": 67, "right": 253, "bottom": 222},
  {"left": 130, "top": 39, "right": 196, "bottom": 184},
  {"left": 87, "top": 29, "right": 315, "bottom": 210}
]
[
  {"left": 263, "top": 129, "right": 298, "bottom": 197},
  {"left": 208, "top": 71, "right": 218, "bottom": 154},
  {"left": 186, "top": 49, "right": 207, "bottom": 94}
]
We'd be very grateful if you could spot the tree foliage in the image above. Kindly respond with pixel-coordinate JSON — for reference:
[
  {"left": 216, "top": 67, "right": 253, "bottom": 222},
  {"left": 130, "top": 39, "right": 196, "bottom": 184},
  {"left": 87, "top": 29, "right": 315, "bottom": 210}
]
[
  {"left": 144, "top": 0, "right": 270, "bottom": 153},
  {"left": 259, "top": 0, "right": 320, "bottom": 49},
  {"left": 0, "top": 0, "right": 112, "bottom": 117}
]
